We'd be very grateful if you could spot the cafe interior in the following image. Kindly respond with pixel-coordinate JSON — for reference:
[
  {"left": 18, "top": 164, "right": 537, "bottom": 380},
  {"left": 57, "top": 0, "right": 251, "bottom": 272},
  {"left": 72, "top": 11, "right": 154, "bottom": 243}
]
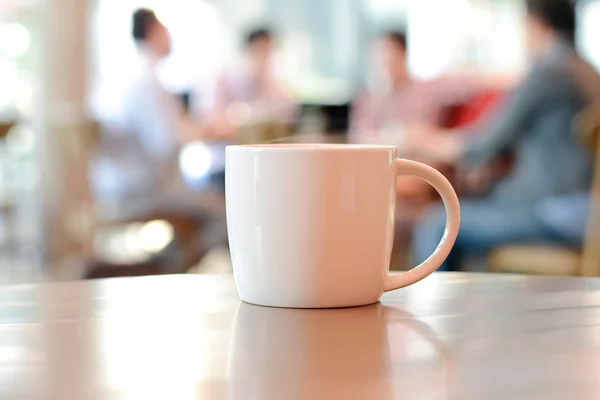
[
  {"left": 1, "top": 0, "right": 598, "bottom": 282},
  {"left": 2, "top": 0, "right": 600, "bottom": 398}
]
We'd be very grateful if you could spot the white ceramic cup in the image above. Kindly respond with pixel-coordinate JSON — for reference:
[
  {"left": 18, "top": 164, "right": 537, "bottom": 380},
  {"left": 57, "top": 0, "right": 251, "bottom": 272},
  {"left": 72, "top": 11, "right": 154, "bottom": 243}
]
[{"left": 226, "top": 144, "right": 460, "bottom": 308}]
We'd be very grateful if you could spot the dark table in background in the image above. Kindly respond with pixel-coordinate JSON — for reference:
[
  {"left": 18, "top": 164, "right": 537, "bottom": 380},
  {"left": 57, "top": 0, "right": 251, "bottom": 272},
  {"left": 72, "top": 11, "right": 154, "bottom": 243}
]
[{"left": 2, "top": 273, "right": 600, "bottom": 399}]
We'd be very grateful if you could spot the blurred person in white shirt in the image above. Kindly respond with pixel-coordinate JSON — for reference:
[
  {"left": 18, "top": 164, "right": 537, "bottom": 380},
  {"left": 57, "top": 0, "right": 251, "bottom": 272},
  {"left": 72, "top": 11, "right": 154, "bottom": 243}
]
[{"left": 91, "top": 8, "right": 203, "bottom": 201}]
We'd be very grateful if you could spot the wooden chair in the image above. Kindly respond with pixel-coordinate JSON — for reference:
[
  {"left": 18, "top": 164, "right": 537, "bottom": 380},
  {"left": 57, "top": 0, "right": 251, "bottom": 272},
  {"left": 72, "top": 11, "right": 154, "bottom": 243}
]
[
  {"left": 0, "top": 122, "right": 19, "bottom": 248},
  {"left": 0, "top": 122, "right": 17, "bottom": 256},
  {"left": 488, "top": 104, "right": 600, "bottom": 276},
  {"left": 56, "top": 118, "right": 226, "bottom": 279},
  {"left": 0, "top": 122, "right": 14, "bottom": 138},
  {"left": 236, "top": 121, "right": 293, "bottom": 145}
]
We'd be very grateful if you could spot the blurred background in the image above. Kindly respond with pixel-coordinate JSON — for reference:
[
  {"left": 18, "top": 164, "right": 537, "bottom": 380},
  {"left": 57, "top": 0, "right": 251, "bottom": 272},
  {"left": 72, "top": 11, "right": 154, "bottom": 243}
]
[{"left": 1, "top": 0, "right": 599, "bottom": 284}]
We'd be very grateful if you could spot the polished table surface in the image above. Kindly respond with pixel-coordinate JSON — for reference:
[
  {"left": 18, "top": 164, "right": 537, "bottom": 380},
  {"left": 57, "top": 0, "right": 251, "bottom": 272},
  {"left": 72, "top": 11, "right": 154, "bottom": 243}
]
[{"left": 2, "top": 272, "right": 600, "bottom": 400}]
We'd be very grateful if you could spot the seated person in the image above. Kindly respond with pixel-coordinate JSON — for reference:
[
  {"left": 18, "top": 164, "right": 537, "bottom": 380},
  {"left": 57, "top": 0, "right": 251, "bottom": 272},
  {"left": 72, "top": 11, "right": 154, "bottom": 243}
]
[
  {"left": 351, "top": 30, "right": 511, "bottom": 208},
  {"left": 208, "top": 27, "right": 298, "bottom": 140},
  {"left": 92, "top": 8, "right": 203, "bottom": 201},
  {"left": 192, "top": 27, "right": 298, "bottom": 189},
  {"left": 410, "top": 0, "right": 599, "bottom": 271},
  {"left": 350, "top": 30, "right": 510, "bottom": 146}
]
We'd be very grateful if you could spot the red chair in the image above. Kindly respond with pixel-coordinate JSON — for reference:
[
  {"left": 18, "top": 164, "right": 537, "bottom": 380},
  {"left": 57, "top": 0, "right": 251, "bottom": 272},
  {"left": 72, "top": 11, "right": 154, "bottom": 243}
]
[{"left": 444, "top": 90, "right": 504, "bottom": 129}]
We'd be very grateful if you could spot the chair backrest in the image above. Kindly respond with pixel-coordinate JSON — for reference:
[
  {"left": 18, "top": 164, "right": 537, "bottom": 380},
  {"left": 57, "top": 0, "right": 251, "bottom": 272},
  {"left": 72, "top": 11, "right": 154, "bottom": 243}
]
[
  {"left": 235, "top": 121, "right": 293, "bottom": 145},
  {"left": 56, "top": 118, "right": 102, "bottom": 256},
  {"left": 62, "top": 119, "right": 101, "bottom": 160},
  {"left": 443, "top": 90, "right": 504, "bottom": 129},
  {"left": 579, "top": 104, "right": 600, "bottom": 276},
  {"left": 0, "top": 122, "right": 15, "bottom": 139}
]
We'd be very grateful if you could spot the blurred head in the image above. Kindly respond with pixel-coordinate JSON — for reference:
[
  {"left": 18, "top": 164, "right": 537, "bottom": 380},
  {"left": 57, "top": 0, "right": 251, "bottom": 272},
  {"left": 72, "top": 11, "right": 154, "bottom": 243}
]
[
  {"left": 524, "top": 0, "right": 576, "bottom": 55},
  {"left": 376, "top": 31, "right": 408, "bottom": 84},
  {"left": 244, "top": 28, "right": 274, "bottom": 77},
  {"left": 132, "top": 8, "right": 171, "bottom": 58}
]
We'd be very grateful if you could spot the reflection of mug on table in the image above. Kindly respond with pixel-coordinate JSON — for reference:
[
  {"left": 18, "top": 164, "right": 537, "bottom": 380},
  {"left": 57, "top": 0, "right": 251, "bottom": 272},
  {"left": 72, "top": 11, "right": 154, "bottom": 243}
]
[{"left": 227, "top": 303, "right": 452, "bottom": 400}]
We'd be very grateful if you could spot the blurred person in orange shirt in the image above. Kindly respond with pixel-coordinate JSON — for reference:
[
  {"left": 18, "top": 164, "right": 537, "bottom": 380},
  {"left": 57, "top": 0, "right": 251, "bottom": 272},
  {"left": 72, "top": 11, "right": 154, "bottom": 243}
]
[
  {"left": 410, "top": 0, "right": 600, "bottom": 271},
  {"left": 92, "top": 8, "right": 205, "bottom": 200},
  {"left": 206, "top": 27, "right": 298, "bottom": 139}
]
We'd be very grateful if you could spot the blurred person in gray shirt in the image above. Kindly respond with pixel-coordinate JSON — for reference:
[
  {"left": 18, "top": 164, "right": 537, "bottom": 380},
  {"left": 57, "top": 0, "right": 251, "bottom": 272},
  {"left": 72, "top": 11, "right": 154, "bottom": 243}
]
[{"left": 410, "top": 0, "right": 600, "bottom": 270}]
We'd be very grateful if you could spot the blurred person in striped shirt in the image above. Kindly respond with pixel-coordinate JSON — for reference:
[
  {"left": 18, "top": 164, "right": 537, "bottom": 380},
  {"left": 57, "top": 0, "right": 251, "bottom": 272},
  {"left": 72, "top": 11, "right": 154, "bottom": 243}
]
[{"left": 350, "top": 30, "right": 506, "bottom": 147}]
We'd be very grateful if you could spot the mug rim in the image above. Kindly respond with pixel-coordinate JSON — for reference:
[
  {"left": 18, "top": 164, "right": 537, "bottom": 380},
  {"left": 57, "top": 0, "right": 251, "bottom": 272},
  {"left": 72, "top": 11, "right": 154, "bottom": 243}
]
[{"left": 226, "top": 143, "right": 396, "bottom": 151}]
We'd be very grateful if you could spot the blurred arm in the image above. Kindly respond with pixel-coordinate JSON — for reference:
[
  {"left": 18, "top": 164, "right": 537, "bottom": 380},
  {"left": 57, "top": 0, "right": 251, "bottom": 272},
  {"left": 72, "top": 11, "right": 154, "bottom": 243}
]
[
  {"left": 404, "top": 69, "right": 550, "bottom": 166},
  {"left": 200, "top": 74, "right": 237, "bottom": 140},
  {"left": 460, "top": 68, "right": 550, "bottom": 167},
  {"left": 349, "top": 92, "right": 378, "bottom": 144},
  {"left": 132, "top": 83, "right": 179, "bottom": 161},
  {"left": 213, "top": 74, "right": 234, "bottom": 116},
  {"left": 426, "top": 72, "right": 517, "bottom": 111},
  {"left": 428, "top": 75, "right": 485, "bottom": 107},
  {"left": 132, "top": 78, "right": 211, "bottom": 159}
]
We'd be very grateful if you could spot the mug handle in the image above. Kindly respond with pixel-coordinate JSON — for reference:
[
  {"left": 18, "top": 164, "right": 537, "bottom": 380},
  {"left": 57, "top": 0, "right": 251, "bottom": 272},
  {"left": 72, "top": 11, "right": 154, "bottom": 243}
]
[{"left": 384, "top": 158, "right": 460, "bottom": 292}]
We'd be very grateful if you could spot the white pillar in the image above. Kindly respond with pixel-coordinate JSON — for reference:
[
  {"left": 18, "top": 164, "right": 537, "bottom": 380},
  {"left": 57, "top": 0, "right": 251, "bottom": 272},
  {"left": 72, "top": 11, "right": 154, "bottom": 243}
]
[{"left": 39, "top": 0, "right": 92, "bottom": 269}]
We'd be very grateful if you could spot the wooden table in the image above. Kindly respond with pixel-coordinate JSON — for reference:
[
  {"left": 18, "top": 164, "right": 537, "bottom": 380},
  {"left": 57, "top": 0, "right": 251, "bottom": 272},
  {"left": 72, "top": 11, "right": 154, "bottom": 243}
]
[{"left": 2, "top": 273, "right": 600, "bottom": 399}]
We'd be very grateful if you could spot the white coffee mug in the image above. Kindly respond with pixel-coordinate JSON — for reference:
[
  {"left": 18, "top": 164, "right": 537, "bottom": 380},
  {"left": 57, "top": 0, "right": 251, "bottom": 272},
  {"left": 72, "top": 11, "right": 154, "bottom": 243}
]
[{"left": 226, "top": 144, "right": 460, "bottom": 308}]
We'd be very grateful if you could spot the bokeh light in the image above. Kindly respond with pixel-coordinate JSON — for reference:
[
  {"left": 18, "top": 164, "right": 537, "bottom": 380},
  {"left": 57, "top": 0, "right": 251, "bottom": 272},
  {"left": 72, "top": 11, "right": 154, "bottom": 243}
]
[
  {"left": 179, "top": 141, "right": 213, "bottom": 180},
  {"left": 138, "top": 220, "right": 175, "bottom": 254},
  {"left": 0, "top": 23, "right": 31, "bottom": 58}
]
